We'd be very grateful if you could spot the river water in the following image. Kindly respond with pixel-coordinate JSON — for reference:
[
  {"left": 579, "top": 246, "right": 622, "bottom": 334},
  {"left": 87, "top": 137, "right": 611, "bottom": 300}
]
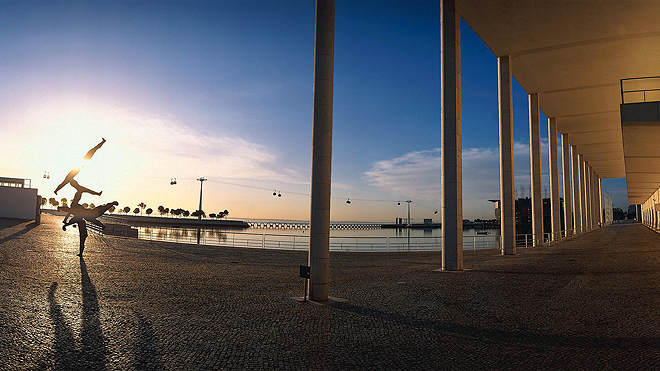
[{"left": 136, "top": 224, "right": 501, "bottom": 252}]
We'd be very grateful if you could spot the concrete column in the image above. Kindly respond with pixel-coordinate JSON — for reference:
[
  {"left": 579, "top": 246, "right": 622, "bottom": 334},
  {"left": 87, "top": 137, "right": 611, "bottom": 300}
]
[
  {"left": 308, "top": 0, "right": 334, "bottom": 301},
  {"left": 591, "top": 171, "right": 597, "bottom": 227},
  {"left": 441, "top": 0, "right": 462, "bottom": 270},
  {"left": 548, "top": 118, "right": 560, "bottom": 240},
  {"left": 571, "top": 145, "right": 581, "bottom": 234},
  {"left": 561, "top": 133, "right": 573, "bottom": 237},
  {"left": 580, "top": 157, "right": 588, "bottom": 232},
  {"left": 529, "top": 93, "right": 543, "bottom": 246},
  {"left": 585, "top": 166, "right": 591, "bottom": 230},
  {"left": 590, "top": 170, "right": 595, "bottom": 228},
  {"left": 598, "top": 176, "right": 603, "bottom": 225},
  {"left": 498, "top": 55, "right": 516, "bottom": 255}
]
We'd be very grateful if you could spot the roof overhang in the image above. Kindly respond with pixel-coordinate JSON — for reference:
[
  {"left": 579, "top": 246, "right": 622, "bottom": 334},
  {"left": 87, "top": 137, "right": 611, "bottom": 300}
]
[
  {"left": 621, "top": 102, "right": 660, "bottom": 204},
  {"left": 459, "top": 0, "right": 660, "bottom": 203}
]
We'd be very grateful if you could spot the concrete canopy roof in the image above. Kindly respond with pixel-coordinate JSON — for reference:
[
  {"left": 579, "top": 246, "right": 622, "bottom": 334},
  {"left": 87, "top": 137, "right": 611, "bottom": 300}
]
[{"left": 460, "top": 0, "right": 660, "bottom": 202}]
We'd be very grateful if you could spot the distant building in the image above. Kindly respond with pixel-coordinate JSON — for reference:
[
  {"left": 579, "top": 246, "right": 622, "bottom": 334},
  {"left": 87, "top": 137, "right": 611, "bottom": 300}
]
[
  {"left": 515, "top": 197, "right": 564, "bottom": 235},
  {"left": 0, "top": 177, "right": 40, "bottom": 222},
  {"left": 613, "top": 208, "right": 625, "bottom": 220},
  {"left": 627, "top": 204, "right": 640, "bottom": 220}
]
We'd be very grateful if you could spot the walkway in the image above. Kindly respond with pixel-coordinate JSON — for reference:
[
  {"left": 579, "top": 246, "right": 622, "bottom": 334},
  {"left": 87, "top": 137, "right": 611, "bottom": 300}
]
[{"left": 1, "top": 214, "right": 660, "bottom": 370}]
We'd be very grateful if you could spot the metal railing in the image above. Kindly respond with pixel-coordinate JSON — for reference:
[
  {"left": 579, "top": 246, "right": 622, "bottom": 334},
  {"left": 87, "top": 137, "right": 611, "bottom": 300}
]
[
  {"left": 137, "top": 226, "right": 501, "bottom": 252},
  {"left": 515, "top": 226, "right": 604, "bottom": 247},
  {"left": 621, "top": 76, "right": 660, "bottom": 104},
  {"left": 128, "top": 224, "right": 608, "bottom": 252}
]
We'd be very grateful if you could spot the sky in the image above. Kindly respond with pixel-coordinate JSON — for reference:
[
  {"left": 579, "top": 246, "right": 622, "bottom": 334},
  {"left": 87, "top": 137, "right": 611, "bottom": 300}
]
[{"left": 0, "top": 0, "right": 628, "bottom": 223}]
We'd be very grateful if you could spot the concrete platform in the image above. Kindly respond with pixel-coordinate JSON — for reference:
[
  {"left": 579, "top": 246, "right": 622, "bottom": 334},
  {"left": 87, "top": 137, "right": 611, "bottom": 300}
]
[{"left": 1, "top": 214, "right": 660, "bottom": 370}]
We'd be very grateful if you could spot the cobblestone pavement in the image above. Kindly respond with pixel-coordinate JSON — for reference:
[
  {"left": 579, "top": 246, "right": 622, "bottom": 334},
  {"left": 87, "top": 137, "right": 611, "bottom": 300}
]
[{"left": 2, "top": 214, "right": 660, "bottom": 370}]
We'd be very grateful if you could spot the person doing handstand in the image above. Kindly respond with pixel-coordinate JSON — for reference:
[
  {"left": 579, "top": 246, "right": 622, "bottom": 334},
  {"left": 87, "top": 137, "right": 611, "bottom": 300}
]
[
  {"left": 54, "top": 138, "right": 106, "bottom": 196},
  {"left": 59, "top": 200, "right": 119, "bottom": 256}
]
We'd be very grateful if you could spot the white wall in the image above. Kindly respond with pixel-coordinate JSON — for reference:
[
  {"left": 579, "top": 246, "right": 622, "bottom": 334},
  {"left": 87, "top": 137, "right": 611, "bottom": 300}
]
[{"left": 0, "top": 187, "right": 38, "bottom": 220}]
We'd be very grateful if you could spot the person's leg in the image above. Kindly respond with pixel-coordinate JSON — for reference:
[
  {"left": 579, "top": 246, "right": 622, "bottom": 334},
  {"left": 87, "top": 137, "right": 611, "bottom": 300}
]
[
  {"left": 77, "top": 220, "right": 87, "bottom": 256},
  {"left": 81, "top": 138, "right": 106, "bottom": 161},
  {"left": 88, "top": 218, "right": 106, "bottom": 230},
  {"left": 70, "top": 179, "right": 102, "bottom": 197},
  {"left": 92, "top": 201, "right": 118, "bottom": 218},
  {"left": 54, "top": 168, "right": 80, "bottom": 195}
]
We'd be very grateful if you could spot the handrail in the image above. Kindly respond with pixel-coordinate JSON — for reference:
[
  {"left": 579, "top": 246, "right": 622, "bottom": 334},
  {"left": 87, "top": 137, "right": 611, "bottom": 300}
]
[
  {"left": 136, "top": 226, "right": 501, "bottom": 252},
  {"left": 126, "top": 225, "right": 606, "bottom": 252}
]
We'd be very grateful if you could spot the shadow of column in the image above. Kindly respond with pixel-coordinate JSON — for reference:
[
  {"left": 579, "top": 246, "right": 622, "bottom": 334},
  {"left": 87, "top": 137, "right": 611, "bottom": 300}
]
[{"left": 80, "top": 257, "right": 108, "bottom": 370}]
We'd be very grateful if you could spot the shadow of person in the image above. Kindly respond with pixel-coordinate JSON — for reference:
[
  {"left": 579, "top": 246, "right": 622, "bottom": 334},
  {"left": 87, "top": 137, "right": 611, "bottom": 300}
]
[
  {"left": 133, "top": 312, "right": 163, "bottom": 369},
  {"left": 80, "top": 257, "right": 108, "bottom": 370},
  {"left": 47, "top": 282, "right": 79, "bottom": 369}
]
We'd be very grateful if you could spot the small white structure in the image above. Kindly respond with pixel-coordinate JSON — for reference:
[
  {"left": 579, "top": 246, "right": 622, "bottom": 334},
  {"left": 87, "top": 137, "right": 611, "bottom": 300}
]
[{"left": 0, "top": 177, "right": 40, "bottom": 221}]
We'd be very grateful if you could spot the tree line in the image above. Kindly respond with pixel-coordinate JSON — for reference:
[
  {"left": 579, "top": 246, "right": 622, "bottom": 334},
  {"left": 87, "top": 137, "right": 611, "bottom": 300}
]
[{"left": 43, "top": 198, "right": 229, "bottom": 219}]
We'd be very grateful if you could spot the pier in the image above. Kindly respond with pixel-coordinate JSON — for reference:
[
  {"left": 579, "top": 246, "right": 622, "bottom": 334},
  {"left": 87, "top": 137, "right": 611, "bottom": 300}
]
[{"left": 246, "top": 221, "right": 382, "bottom": 230}]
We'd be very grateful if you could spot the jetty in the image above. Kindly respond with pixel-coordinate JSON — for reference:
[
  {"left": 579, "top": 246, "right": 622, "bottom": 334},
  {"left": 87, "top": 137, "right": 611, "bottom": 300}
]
[
  {"left": 246, "top": 221, "right": 381, "bottom": 230},
  {"left": 100, "top": 214, "right": 250, "bottom": 229}
]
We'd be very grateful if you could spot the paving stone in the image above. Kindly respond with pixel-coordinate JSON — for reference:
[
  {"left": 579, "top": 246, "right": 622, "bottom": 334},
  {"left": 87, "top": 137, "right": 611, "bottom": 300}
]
[{"left": 1, "top": 215, "right": 660, "bottom": 370}]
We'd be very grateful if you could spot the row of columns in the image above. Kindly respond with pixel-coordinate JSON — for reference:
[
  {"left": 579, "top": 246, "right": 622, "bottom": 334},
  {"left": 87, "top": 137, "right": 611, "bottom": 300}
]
[
  {"left": 441, "top": 0, "right": 606, "bottom": 265},
  {"left": 642, "top": 192, "right": 660, "bottom": 230},
  {"left": 307, "top": 0, "right": 608, "bottom": 302},
  {"left": 498, "top": 59, "right": 605, "bottom": 255}
]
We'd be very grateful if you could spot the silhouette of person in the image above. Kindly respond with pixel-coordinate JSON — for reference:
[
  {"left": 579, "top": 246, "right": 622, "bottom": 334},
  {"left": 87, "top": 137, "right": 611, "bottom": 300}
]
[
  {"left": 59, "top": 201, "right": 119, "bottom": 256},
  {"left": 54, "top": 138, "right": 106, "bottom": 196},
  {"left": 61, "top": 187, "right": 92, "bottom": 225}
]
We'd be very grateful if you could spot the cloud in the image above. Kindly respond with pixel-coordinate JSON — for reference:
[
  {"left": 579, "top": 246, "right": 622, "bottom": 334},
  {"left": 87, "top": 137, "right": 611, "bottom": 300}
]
[
  {"left": 0, "top": 92, "right": 314, "bottom": 215},
  {"left": 110, "top": 111, "right": 285, "bottom": 181},
  {"left": 363, "top": 139, "right": 570, "bottom": 219},
  {"left": 363, "top": 148, "right": 441, "bottom": 200}
]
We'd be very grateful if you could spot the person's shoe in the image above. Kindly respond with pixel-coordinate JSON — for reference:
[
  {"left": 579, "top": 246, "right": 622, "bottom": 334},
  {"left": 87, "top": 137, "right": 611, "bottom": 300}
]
[
  {"left": 62, "top": 225, "right": 66, "bottom": 231},
  {"left": 111, "top": 201, "right": 119, "bottom": 206},
  {"left": 97, "top": 191, "right": 103, "bottom": 196}
]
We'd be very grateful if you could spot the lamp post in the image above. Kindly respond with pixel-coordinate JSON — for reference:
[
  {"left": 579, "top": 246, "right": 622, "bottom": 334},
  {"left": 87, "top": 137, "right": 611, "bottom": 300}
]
[{"left": 197, "top": 177, "right": 207, "bottom": 220}]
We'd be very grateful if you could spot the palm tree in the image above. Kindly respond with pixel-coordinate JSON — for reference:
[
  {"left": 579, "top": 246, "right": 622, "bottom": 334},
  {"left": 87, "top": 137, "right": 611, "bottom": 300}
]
[
  {"left": 182, "top": 210, "right": 190, "bottom": 218},
  {"left": 49, "top": 197, "right": 57, "bottom": 209},
  {"left": 123, "top": 206, "right": 131, "bottom": 214},
  {"left": 138, "top": 202, "right": 147, "bottom": 215},
  {"left": 108, "top": 205, "right": 116, "bottom": 214},
  {"left": 89, "top": 203, "right": 95, "bottom": 209},
  {"left": 158, "top": 205, "right": 165, "bottom": 216},
  {"left": 133, "top": 207, "right": 140, "bottom": 215},
  {"left": 146, "top": 208, "right": 153, "bottom": 216},
  {"left": 82, "top": 203, "right": 89, "bottom": 209},
  {"left": 60, "top": 198, "right": 68, "bottom": 208},
  {"left": 41, "top": 197, "right": 47, "bottom": 209}
]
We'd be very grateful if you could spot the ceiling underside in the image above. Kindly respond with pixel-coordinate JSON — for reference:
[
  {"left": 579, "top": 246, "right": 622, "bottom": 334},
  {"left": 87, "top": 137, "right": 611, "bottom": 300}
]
[{"left": 460, "top": 0, "right": 660, "bottom": 203}]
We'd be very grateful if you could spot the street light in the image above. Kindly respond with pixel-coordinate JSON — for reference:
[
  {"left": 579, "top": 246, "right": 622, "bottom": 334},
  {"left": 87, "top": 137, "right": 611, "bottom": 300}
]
[{"left": 197, "top": 177, "right": 207, "bottom": 220}]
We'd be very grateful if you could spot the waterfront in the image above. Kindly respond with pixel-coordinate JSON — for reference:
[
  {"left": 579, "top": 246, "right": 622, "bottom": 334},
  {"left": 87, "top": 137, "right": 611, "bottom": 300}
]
[{"left": 135, "top": 224, "right": 502, "bottom": 252}]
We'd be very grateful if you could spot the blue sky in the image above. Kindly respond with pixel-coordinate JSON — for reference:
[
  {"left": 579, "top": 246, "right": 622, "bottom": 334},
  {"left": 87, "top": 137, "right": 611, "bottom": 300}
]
[{"left": 0, "top": 0, "right": 628, "bottom": 222}]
